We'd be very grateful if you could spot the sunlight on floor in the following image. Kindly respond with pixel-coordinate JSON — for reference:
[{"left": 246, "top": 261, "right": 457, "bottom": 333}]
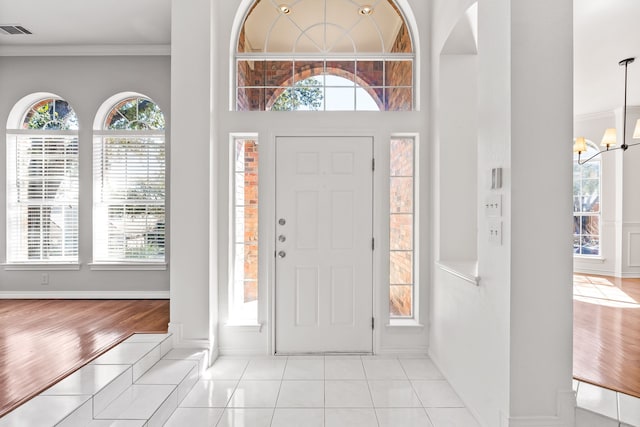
[{"left": 573, "top": 275, "right": 639, "bottom": 308}]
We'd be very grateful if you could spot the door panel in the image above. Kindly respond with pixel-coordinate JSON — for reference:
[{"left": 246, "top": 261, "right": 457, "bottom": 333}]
[{"left": 275, "top": 136, "right": 373, "bottom": 353}]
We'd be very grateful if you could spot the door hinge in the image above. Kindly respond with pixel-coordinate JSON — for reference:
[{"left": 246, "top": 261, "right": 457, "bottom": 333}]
[
  {"left": 372, "top": 317, "right": 375, "bottom": 330},
  {"left": 372, "top": 158, "right": 375, "bottom": 171},
  {"left": 371, "top": 237, "right": 375, "bottom": 250}
]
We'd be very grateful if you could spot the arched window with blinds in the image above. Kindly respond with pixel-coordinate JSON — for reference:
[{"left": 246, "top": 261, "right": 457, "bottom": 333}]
[
  {"left": 93, "top": 95, "right": 166, "bottom": 264},
  {"left": 6, "top": 96, "right": 79, "bottom": 263}
]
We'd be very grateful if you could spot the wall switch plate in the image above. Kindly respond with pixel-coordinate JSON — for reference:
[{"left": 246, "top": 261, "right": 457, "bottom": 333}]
[
  {"left": 488, "top": 220, "right": 502, "bottom": 245},
  {"left": 491, "top": 167, "right": 503, "bottom": 189},
  {"left": 485, "top": 194, "right": 502, "bottom": 217}
]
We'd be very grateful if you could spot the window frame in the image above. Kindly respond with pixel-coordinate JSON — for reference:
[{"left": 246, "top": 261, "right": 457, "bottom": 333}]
[
  {"left": 91, "top": 96, "right": 167, "bottom": 267},
  {"left": 5, "top": 97, "right": 80, "bottom": 265},
  {"left": 573, "top": 140, "right": 602, "bottom": 258},
  {"left": 389, "top": 135, "right": 417, "bottom": 320},
  {"left": 228, "top": 134, "right": 260, "bottom": 324}
]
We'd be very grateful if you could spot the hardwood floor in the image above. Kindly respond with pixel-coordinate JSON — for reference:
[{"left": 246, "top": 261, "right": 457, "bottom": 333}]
[
  {"left": 573, "top": 274, "right": 640, "bottom": 398},
  {"left": 0, "top": 299, "right": 169, "bottom": 418}
]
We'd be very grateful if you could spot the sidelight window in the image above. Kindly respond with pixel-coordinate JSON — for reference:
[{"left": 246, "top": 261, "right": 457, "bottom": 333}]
[
  {"left": 230, "top": 136, "right": 259, "bottom": 321},
  {"left": 389, "top": 136, "right": 415, "bottom": 318}
]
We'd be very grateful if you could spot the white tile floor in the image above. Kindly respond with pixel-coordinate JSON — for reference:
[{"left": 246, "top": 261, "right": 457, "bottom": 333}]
[
  {"left": 574, "top": 379, "right": 640, "bottom": 427},
  {"left": 164, "top": 355, "right": 481, "bottom": 427},
  {"left": 3, "top": 330, "right": 639, "bottom": 427}
]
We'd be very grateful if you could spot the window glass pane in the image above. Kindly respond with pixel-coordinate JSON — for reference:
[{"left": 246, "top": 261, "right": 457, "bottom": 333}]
[
  {"left": 94, "top": 98, "right": 165, "bottom": 262},
  {"left": 390, "top": 177, "right": 413, "bottom": 213},
  {"left": 8, "top": 131, "right": 79, "bottom": 262},
  {"left": 325, "top": 87, "right": 355, "bottom": 111},
  {"left": 390, "top": 285, "right": 413, "bottom": 317},
  {"left": 356, "top": 88, "right": 381, "bottom": 111},
  {"left": 238, "top": 60, "right": 265, "bottom": 87},
  {"left": 326, "top": 61, "right": 355, "bottom": 78},
  {"left": 582, "top": 162, "right": 600, "bottom": 179},
  {"left": 231, "top": 137, "right": 259, "bottom": 321},
  {"left": 265, "top": 60, "right": 293, "bottom": 86},
  {"left": 390, "top": 214, "right": 412, "bottom": 251},
  {"left": 390, "top": 251, "right": 413, "bottom": 285},
  {"left": 385, "top": 87, "right": 413, "bottom": 111},
  {"left": 357, "top": 61, "right": 384, "bottom": 86},
  {"left": 22, "top": 99, "right": 78, "bottom": 130},
  {"left": 294, "top": 61, "right": 324, "bottom": 83},
  {"left": 386, "top": 60, "right": 413, "bottom": 86},
  {"left": 389, "top": 136, "right": 415, "bottom": 318},
  {"left": 390, "top": 139, "right": 414, "bottom": 176}
]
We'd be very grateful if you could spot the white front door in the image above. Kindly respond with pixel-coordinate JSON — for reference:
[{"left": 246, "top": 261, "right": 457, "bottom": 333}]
[{"left": 275, "top": 136, "right": 373, "bottom": 354}]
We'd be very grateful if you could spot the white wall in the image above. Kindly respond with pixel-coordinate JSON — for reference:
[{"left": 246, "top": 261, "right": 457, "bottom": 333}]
[
  {"left": 430, "top": 0, "right": 574, "bottom": 426},
  {"left": 0, "top": 56, "right": 170, "bottom": 296},
  {"left": 169, "top": 0, "right": 215, "bottom": 349}
]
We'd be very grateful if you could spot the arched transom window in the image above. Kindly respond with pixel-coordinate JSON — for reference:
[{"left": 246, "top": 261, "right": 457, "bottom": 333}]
[{"left": 236, "top": 0, "right": 414, "bottom": 111}]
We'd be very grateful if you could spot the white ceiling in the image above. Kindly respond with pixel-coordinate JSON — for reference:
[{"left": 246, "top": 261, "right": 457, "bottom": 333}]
[
  {"left": 574, "top": 0, "right": 640, "bottom": 116},
  {"left": 0, "top": 0, "right": 638, "bottom": 115}
]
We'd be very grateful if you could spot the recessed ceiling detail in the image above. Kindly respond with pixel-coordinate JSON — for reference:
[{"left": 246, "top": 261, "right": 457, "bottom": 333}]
[
  {"left": 0, "top": 25, "right": 32, "bottom": 35},
  {"left": 239, "top": 0, "right": 409, "bottom": 54}
]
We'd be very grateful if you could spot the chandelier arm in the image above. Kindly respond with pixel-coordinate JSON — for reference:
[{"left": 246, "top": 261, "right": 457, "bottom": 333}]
[{"left": 577, "top": 146, "right": 622, "bottom": 165}]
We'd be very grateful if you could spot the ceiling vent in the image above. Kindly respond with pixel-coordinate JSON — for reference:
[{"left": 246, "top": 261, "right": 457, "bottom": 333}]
[{"left": 0, "top": 25, "right": 33, "bottom": 35}]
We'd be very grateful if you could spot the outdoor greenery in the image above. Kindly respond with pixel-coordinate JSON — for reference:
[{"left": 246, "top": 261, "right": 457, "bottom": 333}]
[{"left": 271, "top": 77, "right": 323, "bottom": 111}]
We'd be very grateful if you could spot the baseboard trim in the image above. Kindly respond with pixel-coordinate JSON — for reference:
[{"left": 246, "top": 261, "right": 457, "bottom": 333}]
[
  {"left": 168, "top": 322, "right": 210, "bottom": 350},
  {"left": 0, "top": 291, "right": 169, "bottom": 299},
  {"left": 375, "top": 346, "right": 429, "bottom": 356},
  {"left": 505, "top": 390, "right": 575, "bottom": 427}
]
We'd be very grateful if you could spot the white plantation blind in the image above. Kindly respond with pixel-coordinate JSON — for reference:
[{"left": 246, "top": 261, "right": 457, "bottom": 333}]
[
  {"left": 7, "top": 134, "right": 79, "bottom": 263},
  {"left": 93, "top": 133, "right": 165, "bottom": 262}
]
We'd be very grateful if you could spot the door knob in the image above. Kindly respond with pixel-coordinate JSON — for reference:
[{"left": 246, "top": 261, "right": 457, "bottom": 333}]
[
  {"left": 278, "top": 250, "right": 286, "bottom": 258},
  {"left": 278, "top": 235, "right": 286, "bottom": 242},
  {"left": 278, "top": 218, "right": 286, "bottom": 225}
]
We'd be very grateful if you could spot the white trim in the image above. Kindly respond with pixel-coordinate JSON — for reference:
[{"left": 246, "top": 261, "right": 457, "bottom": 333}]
[
  {"left": 375, "top": 346, "right": 428, "bottom": 356},
  {"left": 627, "top": 232, "right": 640, "bottom": 267},
  {"left": 0, "top": 291, "right": 169, "bottom": 299},
  {"left": 89, "top": 262, "right": 167, "bottom": 271},
  {"left": 3, "top": 263, "right": 81, "bottom": 271},
  {"left": 7, "top": 129, "right": 79, "bottom": 136},
  {"left": 224, "top": 322, "right": 263, "bottom": 332},
  {"left": 574, "top": 110, "right": 616, "bottom": 123},
  {"left": 386, "top": 318, "right": 424, "bottom": 328},
  {"left": 168, "top": 322, "right": 211, "bottom": 350},
  {"left": 505, "top": 390, "right": 575, "bottom": 427},
  {"left": 572, "top": 255, "right": 605, "bottom": 263},
  {"left": 0, "top": 44, "right": 171, "bottom": 57}
]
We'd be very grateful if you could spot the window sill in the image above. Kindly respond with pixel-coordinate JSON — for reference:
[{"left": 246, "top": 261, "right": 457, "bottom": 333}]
[
  {"left": 3, "top": 263, "right": 81, "bottom": 271},
  {"left": 386, "top": 318, "right": 424, "bottom": 329},
  {"left": 224, "top": 321, "right": 263, "bottom": 332},
  {"left": 89, "top": 262, "right": 167, "bottom": 271},
  {"left": 573, "top": 255, "right": 605, "bottom": 263},
  {"left": 436, "top": 260, "right": 479, "bottom": 286}
]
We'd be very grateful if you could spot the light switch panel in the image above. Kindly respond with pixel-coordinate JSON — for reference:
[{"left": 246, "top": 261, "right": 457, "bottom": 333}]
[
  {"left": 488, "top": 219, "right": 502, "bottom": 245},
  {"left": 485, "top": 195, "right": 502, "bottom": 217}
]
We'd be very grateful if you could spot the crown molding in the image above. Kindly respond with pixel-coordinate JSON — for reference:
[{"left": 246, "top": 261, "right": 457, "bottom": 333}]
[{"left": 0, "top": 44, "right": 170, "bottom": 57}]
